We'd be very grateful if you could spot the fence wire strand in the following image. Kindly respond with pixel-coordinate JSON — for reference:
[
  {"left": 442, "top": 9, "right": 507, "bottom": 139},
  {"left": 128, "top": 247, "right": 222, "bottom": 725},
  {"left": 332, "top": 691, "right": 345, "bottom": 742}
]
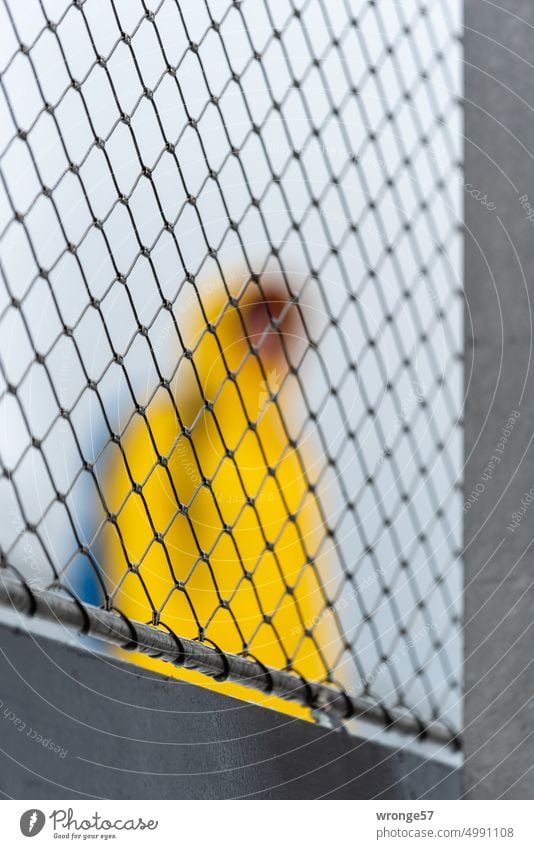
[{"left": 0, "top": 0, "right": 463, "bottom": 745}]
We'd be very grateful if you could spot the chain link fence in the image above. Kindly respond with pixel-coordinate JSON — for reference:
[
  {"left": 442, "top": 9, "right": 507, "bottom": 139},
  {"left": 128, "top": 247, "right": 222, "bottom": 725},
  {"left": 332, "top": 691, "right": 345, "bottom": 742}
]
[{"left": 0, "top": 0, "right": 463, "bottom": 745}]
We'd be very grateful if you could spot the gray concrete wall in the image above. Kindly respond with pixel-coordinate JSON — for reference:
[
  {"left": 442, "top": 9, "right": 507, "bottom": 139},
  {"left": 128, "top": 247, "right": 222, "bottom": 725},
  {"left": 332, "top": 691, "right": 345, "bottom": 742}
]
[
  {"left": 464, "top": 0, "right": 534, "bottom": 799},
  {"left": 0, "top": 623, "right": 458, "bottom": 799}
]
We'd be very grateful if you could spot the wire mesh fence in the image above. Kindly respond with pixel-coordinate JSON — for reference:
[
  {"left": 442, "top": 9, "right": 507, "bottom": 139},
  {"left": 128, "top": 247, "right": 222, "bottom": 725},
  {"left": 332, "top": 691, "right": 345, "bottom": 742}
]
[{"left": 0, "top": 0, "right": 463, "bottom": 745}]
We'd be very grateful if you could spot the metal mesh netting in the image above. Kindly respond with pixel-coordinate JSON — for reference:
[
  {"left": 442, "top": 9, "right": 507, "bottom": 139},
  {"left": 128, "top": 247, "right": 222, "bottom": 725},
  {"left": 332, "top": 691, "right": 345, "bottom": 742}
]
[{"left": 0, "top": 0, "right": 463, "bottom": 744}]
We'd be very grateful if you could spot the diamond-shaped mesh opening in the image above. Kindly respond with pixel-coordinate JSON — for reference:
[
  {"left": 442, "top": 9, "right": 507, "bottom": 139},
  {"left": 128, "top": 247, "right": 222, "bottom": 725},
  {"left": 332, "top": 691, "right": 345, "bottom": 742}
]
[{"left": 0, "top": 0, "right": 462, "bottom": 745}]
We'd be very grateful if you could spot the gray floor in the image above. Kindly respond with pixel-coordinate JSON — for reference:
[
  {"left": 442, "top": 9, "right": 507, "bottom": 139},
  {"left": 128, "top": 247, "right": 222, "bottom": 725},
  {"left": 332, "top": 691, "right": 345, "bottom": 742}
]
[{"left": 0, "top": 622, "right": 459, "bottom": 799}]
